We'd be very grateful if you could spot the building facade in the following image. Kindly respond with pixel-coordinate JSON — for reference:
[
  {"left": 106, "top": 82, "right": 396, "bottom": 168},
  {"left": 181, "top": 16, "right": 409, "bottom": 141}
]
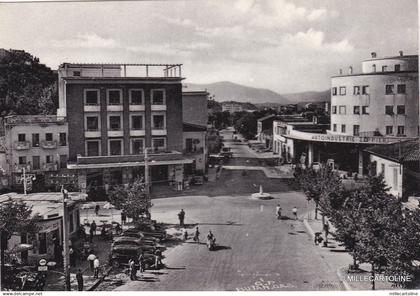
[
  {"left": 331, "top": 52, "right": 418, "bottom": 138},
  {"left": 59, "top": 63, "right": 193, "bottom": 195},
  {"left": 2, "top": 115, "right": 71, "bottom": 191}
]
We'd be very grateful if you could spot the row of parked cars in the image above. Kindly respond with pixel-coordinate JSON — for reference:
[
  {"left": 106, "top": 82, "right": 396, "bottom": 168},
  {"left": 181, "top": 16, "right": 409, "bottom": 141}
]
[{"left": 109, "top": 221, "right": 167, "bottom": 269}]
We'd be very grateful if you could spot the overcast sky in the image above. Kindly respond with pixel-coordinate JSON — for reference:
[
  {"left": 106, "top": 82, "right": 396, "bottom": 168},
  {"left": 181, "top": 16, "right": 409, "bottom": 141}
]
[{"left": 0, "top": 0, "right": 418, "bottom": 93}]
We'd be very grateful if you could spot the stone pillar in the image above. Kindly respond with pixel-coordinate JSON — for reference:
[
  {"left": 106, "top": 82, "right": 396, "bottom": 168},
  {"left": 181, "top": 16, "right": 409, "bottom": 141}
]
[
  {"left": 358, "top": 149, "right": 364, "bottom": 175},
  {"left": 78, "top": 169, "right": 87, "bottom": 193},
  {"left": 308, "top": 143, "right": 314, "bottom": 166}
]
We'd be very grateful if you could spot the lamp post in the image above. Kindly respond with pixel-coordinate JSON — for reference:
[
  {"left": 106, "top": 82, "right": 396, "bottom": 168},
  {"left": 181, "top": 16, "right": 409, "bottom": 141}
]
[
  {"left": 61, "top": 187, "right": 71, "bottom": 291},
  {"left": 144, "top": 147, "right": 150, "bottom": 196}
]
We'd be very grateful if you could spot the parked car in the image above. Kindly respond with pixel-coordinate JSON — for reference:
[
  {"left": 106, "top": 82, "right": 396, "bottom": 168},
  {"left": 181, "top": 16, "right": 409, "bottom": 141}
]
[
  {"left": 109, "top": 244, "right": 155, "bottom": 269},
  {"left": 219, "top": 147, "right": 233, "bottom": 158},
  {"left": 121, "top": 230, "right": 159, "bottom": 243},
  {"left": 112, "top": 238, "right": 157, "bottom": 253}
]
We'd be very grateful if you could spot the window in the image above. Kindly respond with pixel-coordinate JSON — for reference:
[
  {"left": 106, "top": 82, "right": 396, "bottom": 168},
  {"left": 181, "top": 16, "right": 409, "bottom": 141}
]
[
  {"left": 109, "top": 140, "right": 122, "bottom": 155},
  {"left": 339, "top": 106, "right": 346, "bottom": 115},
  {"left": 46, "top": 155, "right": 53, "bottom": 164},
  {"left": 32, "top": 134, "right": 39, "bottom": 147},
  {"left": 73, "top": 71, "right": 80, "bottom": 77},
  {"left": 372, "top": 64, "right": 376, "bottom": 72},
  {"left": 152, "top": 138, "right": 166, "bottom": 151},
  {"left": 18, "top": 156, "right": 26, "bottom": 165},
  {"left": 397, "top": 84, "right": 406, "bottom": 94},
  {"left": 107, "top": 89, "right": 122, "bottom": 105},
  {"left": 332, "top": 106, "right": 337, "bottom": 114},
  {"left": 152, "top": 114, "right": 165, "bottom": 130},
  {"left": 45, "top": 133, "right": 53, "bottom": 141},
  {"left": 131, "top": 138, "right": 144, "bottom": 154},
  {"left": 32, "top": 156, "right": 40, "bottom": 170},
  {"left": 386, "top": 126, "right": 393, "bottom": 135},
  {"left": 84, "top": 89, "right": 99, "bottom": 105},
  {"left": 333, "top": 124, "right": 337, "bottom": 132},
  {"left": 353, "top": 86, "right": 360, "bottom": 95},
  {"left": 397, "top": 105, "right": 405, "bottom": 115},
  {"left": 18, "top": 134, "right": 26, "bottom": 142},
  {"left": 339, "top": 86, "right": 346, "bottom": 95},
  {"left": 332, "top": 87, "right": 337, "bottom": 96},
  {"left": 341, "top": 124, "right": 346, "bottom": 133},
  {"left": 59, "top": 155, "right": 67, "bottom": 169},
  {"left": 151, "top": 89, "right": 165, "bottom": 105},
  {"left": 38, "top": 233, "right": 47, "bottom": 254},
  {"left": 382, "top": 65, "right": 388, "bottom": 72},
  {"left": 385, "top": 84, "right": 394, "bottom": 95},
  {"left": 109, "top": 115, "right": 121, "bottom": 130},
  {"left": 395, "top": 64, "right": 401, "bottom": 72},
  {"left": 397, "top": 126, "right": 405, "bottom": 135},
  {"left": 86, "top": 140, "right": 100, "bottom": 156},
  {"left": 385, "top": 105, "right": 394, "bottom": 115},
  {"left": 362, "top": 85, "right": 369, "bottom": 95},
  {"left": 86, "top": 116, "right": 99, "bottom": 131},
  {"left": 353, "top": 125, "right": 360, "bottom": 136},
  {"left": 353, "top": 106, "right": 360, "bottom": 114},
  {"left": 59, "top": 133, "right": 67, "bottom": 146},
  {"left": 131, "top": 115, "right": 143, "bottom": 130},
  {"left": 362, "top": 106, "right": 369, "bottom": 115},
  {"left": 129, "top": 89, "right": 144, "bottom": 105}
]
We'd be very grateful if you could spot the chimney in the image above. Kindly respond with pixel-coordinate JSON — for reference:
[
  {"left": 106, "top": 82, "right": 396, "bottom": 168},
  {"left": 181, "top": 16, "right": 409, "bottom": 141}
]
[
  {"left": 349, "top": 66, "right": 353, "bottom": 74},
  {"left": 339, "top": 68, "right": 342, "bottom": 75},
  {"left": 399, "top": 50, "right": 404, "bottom": 56},
  {"left": 371, "top": 52, "right": 377, "bottom": 58}
]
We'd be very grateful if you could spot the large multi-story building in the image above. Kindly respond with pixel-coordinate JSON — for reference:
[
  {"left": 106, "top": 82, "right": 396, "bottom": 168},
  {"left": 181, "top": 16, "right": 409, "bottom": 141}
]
[
  {"left": 1, "top": 115, "right": 72, "bottom": 190},
  {"left": 331, "top": 52, "right": 418, "bottom": 137},
  {"left": 59, "top": 63, "right": 194, "bottom": 194}
]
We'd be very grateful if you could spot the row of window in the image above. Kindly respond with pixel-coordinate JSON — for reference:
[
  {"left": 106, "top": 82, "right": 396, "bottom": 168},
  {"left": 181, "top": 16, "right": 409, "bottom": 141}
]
[
  {"left": 85, "top": 113, "right": 165, "bottom": 131},
  {"left": 86, "top": 137, "right": 166, "bottom": 156},
  {"left": 371, "top": 64, "right": 401, "bottom": 73},
  {"left": 332, "top": 124, "right": 405, "bottom": 136},
  {"left": 17, "top": 133, "right": 67, "bottom": 147},
  {"left": 18, "top": 154, "right": 68, "bottom": 168},
  {"left": 84, "top": 89, "right": 165, "bottom": 106},
  {"left": 332, "top": 84, "right": 407, "bottom": 96},
  {"left": 331, "top": 105, "right": 405, "bottom": 115}
]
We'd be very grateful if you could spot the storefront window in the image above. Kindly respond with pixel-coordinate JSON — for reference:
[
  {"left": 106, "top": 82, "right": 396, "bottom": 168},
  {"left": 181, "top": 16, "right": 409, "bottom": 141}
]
[{"left": 38, "top": 233, "right": 47, "bottom": 254}]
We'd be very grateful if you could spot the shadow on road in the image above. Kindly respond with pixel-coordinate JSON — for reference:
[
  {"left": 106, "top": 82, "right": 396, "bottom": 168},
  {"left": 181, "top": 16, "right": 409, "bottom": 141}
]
[
  {"left": 137, "top": 276, "right": 159, "bottom": 282},
  {"left": 198, "top": 222, "right": 243, "bottom": 226},
  {"left": 211, "top": 245, "right": 232, "bottom": 251},
  {"left": 165, "top": 266, "right": 187, "bottom": 270}
]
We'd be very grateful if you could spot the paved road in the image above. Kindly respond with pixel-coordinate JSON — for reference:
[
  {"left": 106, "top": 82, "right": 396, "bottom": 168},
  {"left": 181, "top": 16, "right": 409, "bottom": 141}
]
[{"left": 115, "top": 192, "right": 343, "bottom": 291}]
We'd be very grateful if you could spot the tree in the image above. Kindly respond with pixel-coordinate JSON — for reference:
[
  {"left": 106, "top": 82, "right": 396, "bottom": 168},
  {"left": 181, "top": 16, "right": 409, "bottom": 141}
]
[
  {"left": 108, "top": 178, "right": 153, "bottom": 224},
  {"left": 234, "top": 112, "right": 257, "bottom": 140},
  {"left": 0, "top": 49, "right": 57, "bottom": 116},
  {"left": 0, "top": 197, "right": 38, "bottom": 277}
]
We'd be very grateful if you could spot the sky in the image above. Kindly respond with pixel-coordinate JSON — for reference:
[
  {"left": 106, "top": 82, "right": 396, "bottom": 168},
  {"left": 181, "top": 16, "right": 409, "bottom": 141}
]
[{"left": 0, "top": 0, "right": 418, "bottom": 93}]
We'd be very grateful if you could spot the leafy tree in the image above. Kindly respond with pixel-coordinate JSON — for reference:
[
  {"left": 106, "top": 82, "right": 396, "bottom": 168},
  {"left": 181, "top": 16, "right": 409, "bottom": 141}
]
[
  {"left": 208, "top": 111, "right": 231, "bottom": 129},
  {"left": 234, "top": 112, "right": 257, "bottom": 140},
  {"left": 0, "top": 49, "right": 57, "bottom": 116},
  {"left": 108, "top": 178, "right": 153, "bottom": 224}
]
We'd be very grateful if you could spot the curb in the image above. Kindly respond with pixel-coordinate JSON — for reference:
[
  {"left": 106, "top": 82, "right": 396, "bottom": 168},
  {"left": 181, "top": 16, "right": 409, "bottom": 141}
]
[
  {"left": 302, "top": 213, "right": 352, "bottom": 291},
  {"left": 87, "top": 267, "right": 112, "bottom": 291}
]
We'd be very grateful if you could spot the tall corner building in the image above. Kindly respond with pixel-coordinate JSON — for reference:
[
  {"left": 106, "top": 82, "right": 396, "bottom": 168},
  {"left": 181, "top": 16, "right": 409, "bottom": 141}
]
[
  {"left": 57, "top": 63, "right": 195, "bottom": 195},
  {"left": 331, "top": 52, "right": 418, "bottom": 138}
]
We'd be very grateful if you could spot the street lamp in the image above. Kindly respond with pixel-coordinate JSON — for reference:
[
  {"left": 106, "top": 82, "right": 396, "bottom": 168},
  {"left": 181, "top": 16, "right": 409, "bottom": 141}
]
[{"left": 61, "top": 187, "right": 71, "bottom": 291}]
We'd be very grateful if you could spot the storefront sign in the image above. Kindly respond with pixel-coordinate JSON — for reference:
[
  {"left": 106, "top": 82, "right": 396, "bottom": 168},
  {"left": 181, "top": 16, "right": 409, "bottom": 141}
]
[{"left": 38, "top": 220, "right": 60, "bottom": 233}]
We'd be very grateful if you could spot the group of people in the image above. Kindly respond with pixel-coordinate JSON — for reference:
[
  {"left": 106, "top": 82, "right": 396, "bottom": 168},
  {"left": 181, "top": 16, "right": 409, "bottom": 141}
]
[
  {"left": 128, "top": 248, "right": 163, "bottom": 281},
  {"left": 275, "top": 204, "right": 298, "bottom": 220}
]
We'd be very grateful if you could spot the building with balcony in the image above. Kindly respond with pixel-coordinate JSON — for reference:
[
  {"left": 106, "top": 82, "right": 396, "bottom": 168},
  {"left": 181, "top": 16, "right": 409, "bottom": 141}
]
[
  {"left": 2, "top": 115, "right": 71, "bottom": 190},
  {"left": 278, "top": 52, "right": 418, "bottom": 174},
  {"left": 59, "top": 63, "right": 194, "bottom": 196}
]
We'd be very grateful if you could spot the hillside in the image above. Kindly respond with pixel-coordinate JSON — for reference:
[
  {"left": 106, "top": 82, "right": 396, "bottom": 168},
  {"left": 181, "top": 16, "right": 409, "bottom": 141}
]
[
  {"left": 282, "top": 90, "right": 331, "bottom": 104},
  {"left": 184, "top": 81, "right": 290, "bottom": 104}
]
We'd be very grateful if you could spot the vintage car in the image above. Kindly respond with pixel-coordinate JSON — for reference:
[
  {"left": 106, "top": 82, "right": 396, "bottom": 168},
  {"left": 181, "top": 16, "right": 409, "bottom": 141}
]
[
  {"left": 108, "top": 244, "right": 156, "bottom": 269},
  {"left": 111, "top": 238, "right": 157, "bottom": 253}
]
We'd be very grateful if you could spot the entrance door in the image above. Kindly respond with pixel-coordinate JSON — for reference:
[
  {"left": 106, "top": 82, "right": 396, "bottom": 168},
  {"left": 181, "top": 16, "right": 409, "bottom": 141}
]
[{"left": 151, "top": 165, "right": 168, "bottom": 185}]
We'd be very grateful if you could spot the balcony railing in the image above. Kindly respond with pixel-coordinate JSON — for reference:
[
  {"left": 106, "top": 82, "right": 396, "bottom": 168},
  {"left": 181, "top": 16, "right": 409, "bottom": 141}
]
[
  {"left": 14, "top": 164, "right": 31, "bottom": 173},
  {"left": 43, "top": 163, "right": 58, "bottom": 171},
  {"left": 41, "top": 140, "right": 57, "bottom": 149},
  {"left": 14, "top": 141, "right": 30, "bottom": 150}
]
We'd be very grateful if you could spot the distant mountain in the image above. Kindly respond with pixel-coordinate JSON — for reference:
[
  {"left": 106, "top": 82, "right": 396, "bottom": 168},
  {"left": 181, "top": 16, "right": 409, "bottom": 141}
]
[
  {"left": 282, "top": 90, "right": 331, "bottom": 104},
  {"left": 184, "top": 81, "right": 290, "bottom": 104}
]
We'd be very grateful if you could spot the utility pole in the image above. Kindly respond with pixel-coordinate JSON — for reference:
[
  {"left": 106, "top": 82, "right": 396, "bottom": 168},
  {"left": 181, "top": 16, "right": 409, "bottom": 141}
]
[
  {"left": 61, "top": 187, "right": 71, "bottom": 291},
  {"left": 144, "top": 147, "right": 150, "bottom": 196},
  {"left": 23, "top": 167, "right": 27, "bottom": 195}
]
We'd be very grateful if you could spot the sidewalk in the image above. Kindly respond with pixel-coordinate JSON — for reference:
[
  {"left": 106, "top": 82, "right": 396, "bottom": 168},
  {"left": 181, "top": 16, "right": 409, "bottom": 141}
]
[{"left": 302, "top": 210, "right": 398, "bottom": 291}]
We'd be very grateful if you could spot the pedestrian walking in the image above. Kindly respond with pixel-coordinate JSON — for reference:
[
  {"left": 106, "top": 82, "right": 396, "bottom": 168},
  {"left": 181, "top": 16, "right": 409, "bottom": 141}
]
[
  {"left": 95, "top": 204, "right": 100, "bottom": 216},
  {"left": 93, "top": 257, "right": 100, "bottom": 279},
  {"left": 323, "top": 221, "right": 330, "bottom": 239},
  {"left": 178, "top": 209, "right": 185, "bottom": 227},
  {"left": 193, "top": 226, "right": 200, "bottom": 243},
  {"left": 276, "top": 204, "right": 282, "bottom": 220},
  {"left": 154, "top": 248, "right": 162, "bottom": 269},
  {"left": 69, "top": 246, "right": 76, "bottom": 267},
  {"left": 90, "top": 220, "right": 97, "bottom": 242},
  {"left": 76, "top": 269, "right": 84, "bottom": 291},
  {"left": 129, "top": 259, "right": 137, "bottom": 280},
  {"left": 121, "top": 211, "right": 127, "bottom": 225},
  {"left": 138, "top": 251, "right": 145, "bottom": 274},
  {"left": 314, "top": 232, "right": 323, "bottom": 246},
  {"left": 182, "top": 228, "right": 188, "bottom": 241},
  {"left": 292, "top": 207, "right": 298, "bottom": 220},
  {"left": 87, "top": 253, "right": 96, "bottom": 272}
]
